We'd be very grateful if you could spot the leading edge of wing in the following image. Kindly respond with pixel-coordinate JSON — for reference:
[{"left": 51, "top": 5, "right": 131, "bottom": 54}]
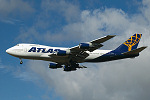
[{"left": 90, "top": 35, "right": 116, "bottom": 44}]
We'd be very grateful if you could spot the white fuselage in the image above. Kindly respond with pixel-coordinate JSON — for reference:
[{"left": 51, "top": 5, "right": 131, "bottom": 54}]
[{"left": 6, "top": 43, "right": 111, "bottom": 64}]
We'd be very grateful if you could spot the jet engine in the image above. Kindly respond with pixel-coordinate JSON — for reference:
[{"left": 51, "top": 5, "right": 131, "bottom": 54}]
[
  {"left": 55, "top": 50, "right": 71, "bottom": 56},
  {"left": 79, "top": 42, "right": 102, "bottom": 49},
  {"left": 79, "top": 43, "right": 94, "bottom": 49},
  {"left": 49, "top": 63, "right": 62, "bottom": 69}
]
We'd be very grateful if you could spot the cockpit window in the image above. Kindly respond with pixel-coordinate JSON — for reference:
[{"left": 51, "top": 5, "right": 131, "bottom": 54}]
[{"left": 16, "top": 44, "right": 19, "bottom": 46}]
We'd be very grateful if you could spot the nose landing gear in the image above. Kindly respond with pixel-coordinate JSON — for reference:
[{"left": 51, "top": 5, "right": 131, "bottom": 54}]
[{"left": 20, "top": 59, "right": 23, "bottom": 64}]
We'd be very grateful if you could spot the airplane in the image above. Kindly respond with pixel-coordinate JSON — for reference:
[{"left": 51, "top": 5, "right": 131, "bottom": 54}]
[{"left": 6, "top": 34, "right": 147, "bottom": 71}]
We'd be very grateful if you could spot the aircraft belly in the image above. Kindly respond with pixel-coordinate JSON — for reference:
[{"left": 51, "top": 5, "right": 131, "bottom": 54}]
[
  {"left": 16, "top": 53, "right": 69, "bottom": 63},
  {"left": 85, "top": 54, "right": 138, "bottom": 62}
]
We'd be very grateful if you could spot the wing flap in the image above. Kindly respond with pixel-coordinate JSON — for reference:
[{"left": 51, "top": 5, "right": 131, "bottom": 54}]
[
  {"left": 122, "top": 46, "right": 147, "bottom": 55},
  {"left": 71, "top": 51, "right": 89, "bottom": 62}
]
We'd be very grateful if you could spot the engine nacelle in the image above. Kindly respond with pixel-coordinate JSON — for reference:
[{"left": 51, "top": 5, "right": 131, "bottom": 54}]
[
  {"left": 79, "top": 43, "right": 93, "bottom": 49},
  {"left": 49, "top": 63, "right": 62, "bottom": 69},
  {"left": 56, "top": 50, "right": 70, "bottom": 56}
]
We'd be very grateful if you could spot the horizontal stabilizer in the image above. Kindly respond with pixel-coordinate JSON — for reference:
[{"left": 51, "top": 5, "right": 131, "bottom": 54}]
[
  {"left": 122, "top": 46, "right": 147, "bottom": 55},
  {"left": 78, "top": 65, "right": 87, "bottom": 68}
]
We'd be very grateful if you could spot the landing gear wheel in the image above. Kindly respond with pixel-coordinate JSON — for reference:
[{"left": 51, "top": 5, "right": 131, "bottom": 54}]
[{"left": 20, "top": 59, "right": 23, "bottom": 64}]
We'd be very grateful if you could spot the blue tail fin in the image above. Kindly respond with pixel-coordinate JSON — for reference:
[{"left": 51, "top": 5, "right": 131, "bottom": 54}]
[{"left": 112, "top": 34, "right": 142, "bottom": 54}]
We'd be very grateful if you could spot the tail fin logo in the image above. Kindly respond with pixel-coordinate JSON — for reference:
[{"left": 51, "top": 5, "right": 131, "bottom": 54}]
[{"left": 123, "top": 34, "right": 142, "bottom": 51}]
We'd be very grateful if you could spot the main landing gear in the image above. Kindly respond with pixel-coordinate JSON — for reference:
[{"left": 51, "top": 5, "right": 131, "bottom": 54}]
[{"left": 20, "top": 59, "right": 23, "bottom": 64}]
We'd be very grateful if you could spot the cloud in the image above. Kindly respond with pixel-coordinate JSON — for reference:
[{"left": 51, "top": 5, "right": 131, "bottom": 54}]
[
  {"left": 0, "top": 0, "right": 35, "bottom": 25},
  {"left": 0, "top": 0, "right": 35, "bottom": 17},
  {"left": 17, "top": 54, "right": 150, "bottom": 100},
  {"left": 141, "top": 0, "right": 150, "bottom": 23},
  {"left": 13, "top": 0, "right": 150, "bottom": 100},
  {"left": 16, "top": 0, "right": 81, "bottom": 45},
  {"left": 41, "top": 0, "right": 80, "bottom": 23}
]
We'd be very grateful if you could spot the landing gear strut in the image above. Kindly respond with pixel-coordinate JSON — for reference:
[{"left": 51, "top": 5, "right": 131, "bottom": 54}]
[{"left": 20, "top": 59, "right": 23, "bottom": 64}]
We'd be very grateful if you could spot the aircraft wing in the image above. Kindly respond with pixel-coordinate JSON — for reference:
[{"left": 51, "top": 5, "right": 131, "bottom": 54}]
[
  {"left": 69, "top": 35, "right": 115, "bottom": 61},
  {"left": 90, "top": 35, "right": 116, "bottom": 44},
  {"left": 70, "top": 35, "right": 115, "bottom": 52}
]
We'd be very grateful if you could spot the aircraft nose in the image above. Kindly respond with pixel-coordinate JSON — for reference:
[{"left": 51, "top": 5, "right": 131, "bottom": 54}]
[
  {"left": 6, "top": 49, "right": 9, "bottom": 53},
  {"left": 6, "top": 48, "right": 11, "bottom": 54}
]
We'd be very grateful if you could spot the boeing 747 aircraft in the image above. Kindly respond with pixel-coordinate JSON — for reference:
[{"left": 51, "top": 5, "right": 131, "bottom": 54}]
[{"left": 6, "top": 34, "right": 147, "bottom": 71}]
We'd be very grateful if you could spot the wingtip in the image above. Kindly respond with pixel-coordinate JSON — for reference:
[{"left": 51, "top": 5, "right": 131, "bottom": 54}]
[{"left": 108, "top": 35, "right": 116, "bottom": 37}]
